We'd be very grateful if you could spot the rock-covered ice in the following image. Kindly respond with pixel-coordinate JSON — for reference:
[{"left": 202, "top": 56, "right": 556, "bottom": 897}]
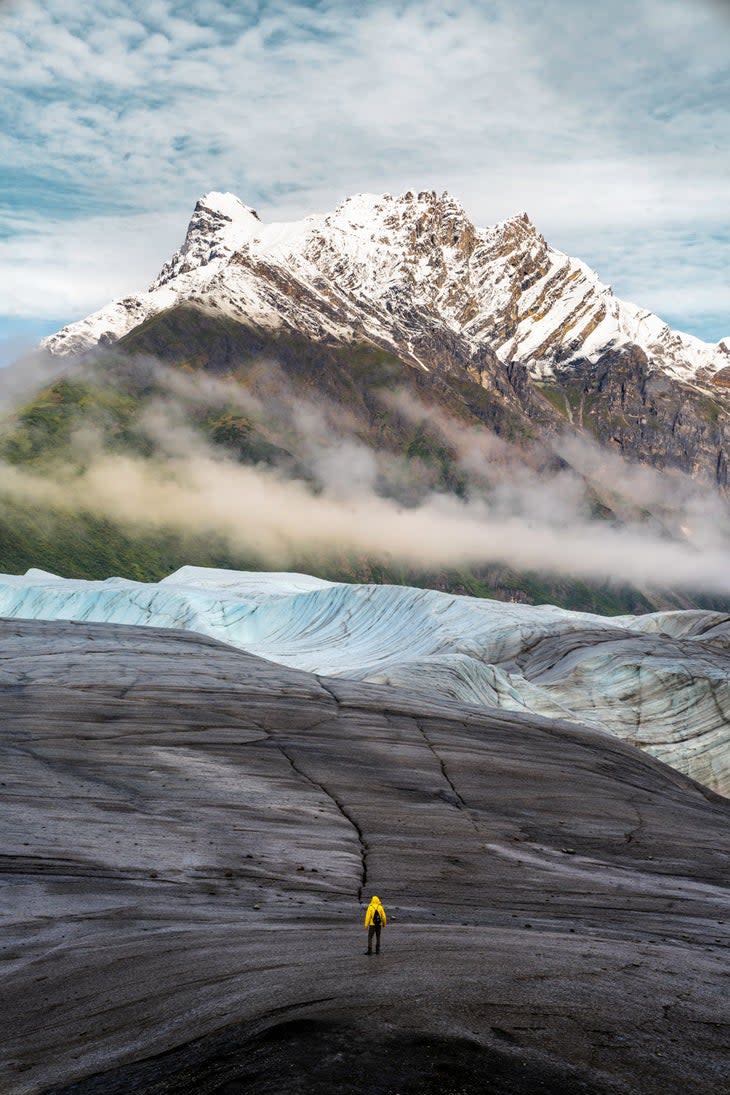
[
  {"left": 4, "top": 615, "right": 730, "bottom": 1094},
  {"left": 2, "top": 565, "right": 729, "bottom": 795}
]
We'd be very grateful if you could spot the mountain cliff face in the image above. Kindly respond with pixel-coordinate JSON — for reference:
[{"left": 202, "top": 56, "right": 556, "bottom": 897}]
[{"left": 41, "top": 189, "right": 730, "bottom": 484}]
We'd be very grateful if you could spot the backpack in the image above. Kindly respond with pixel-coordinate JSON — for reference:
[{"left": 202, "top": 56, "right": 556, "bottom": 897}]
[{"left": 372, "top": 908, "right": 382, "bottom": 928}]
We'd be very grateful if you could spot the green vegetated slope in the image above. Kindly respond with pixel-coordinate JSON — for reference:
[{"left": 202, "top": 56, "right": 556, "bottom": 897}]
[{"left": 0, "top": 305, "right": 727, "bottom": 615}]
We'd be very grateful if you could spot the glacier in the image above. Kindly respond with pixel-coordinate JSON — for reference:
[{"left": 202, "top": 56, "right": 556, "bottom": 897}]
[
  {"left": 2, "top": 565, "right": 729, "bottom": 796},
  {"left": 5, "top": 612, "right": 730, "bottom": 1094}
]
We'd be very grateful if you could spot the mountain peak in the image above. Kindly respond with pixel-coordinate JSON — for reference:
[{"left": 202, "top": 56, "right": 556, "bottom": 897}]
[
  {"left": 327, "top": 188, "right": 471, "bottom": 223},
  {"left": 491, "top": 209, "right": 540, "bottom": 237},
  {"left": 196, "top": 191, "right": 261, "bottom": 222},
  {"left": 41, "top": 187, "right": 729, "bottom": 386},
  {"left": 152, "top": 192, "right": 262, "bottom": 290}
]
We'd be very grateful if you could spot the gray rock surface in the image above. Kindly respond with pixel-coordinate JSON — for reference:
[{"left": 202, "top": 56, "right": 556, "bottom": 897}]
[
  {"left": 539, "top": 346, "right": 730, "bottom": 485},
  {"left": 2, "top": 618, "right": 730, "bottom": 1095}
]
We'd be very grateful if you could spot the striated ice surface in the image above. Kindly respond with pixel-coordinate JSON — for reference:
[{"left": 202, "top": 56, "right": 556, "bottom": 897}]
[{"left": 1, "top": 566, "right": 729, "bottom": 795}]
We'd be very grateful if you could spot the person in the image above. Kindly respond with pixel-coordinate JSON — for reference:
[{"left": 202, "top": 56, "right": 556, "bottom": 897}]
[{"left": 363, "top": 894, "right": 387, "bottom": 954}]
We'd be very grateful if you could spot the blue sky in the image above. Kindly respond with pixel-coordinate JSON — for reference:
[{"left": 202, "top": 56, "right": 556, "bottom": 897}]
[{"left": 1, "top": 0, "right": 728, "bottom": 363}]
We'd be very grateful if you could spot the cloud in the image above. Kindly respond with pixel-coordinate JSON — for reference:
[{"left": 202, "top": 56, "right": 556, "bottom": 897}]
[
  {"left": 562, "top": 226, "right": 730, "bottom": 341},
  {"left": 0, "top": 209, "right": 183, "bottom": 318},
  {"left": 4, "top": 432, "right": 730, "bottom": 593},
  {"left": 0, "top": 318, "right": 71, "bottom": 367},
  {"left": 0, "top": 346, "right": 68, "bottom": 410},
  {"left": 2, "top": 0, "right": 728, "bottom": 338},
  {"left": 3, "top": 355, "right": 730, "bottom": 594}
]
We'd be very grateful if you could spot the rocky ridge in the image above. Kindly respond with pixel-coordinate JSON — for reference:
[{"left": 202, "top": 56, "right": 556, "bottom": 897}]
[{"left": 43, "top": 189, "right": 730, "bottom": 385}]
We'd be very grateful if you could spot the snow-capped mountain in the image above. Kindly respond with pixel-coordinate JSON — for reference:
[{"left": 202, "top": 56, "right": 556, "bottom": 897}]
[{"left": 43, "top": 189, "right": 730, "bottom": 382}]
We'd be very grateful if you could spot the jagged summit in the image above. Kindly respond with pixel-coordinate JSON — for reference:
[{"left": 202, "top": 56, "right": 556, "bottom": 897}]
[
  {"left": 195, "top": 191, "right": 260, "bottom": 220},
  {"left": 43, "top": 188, "right": 729, "bottom": 382},
  {"left": 202, "top": 190, "right": 258, "bottom": 213},
  {"left": 153, "top": 191, "right": 263, "bottom": 290}
]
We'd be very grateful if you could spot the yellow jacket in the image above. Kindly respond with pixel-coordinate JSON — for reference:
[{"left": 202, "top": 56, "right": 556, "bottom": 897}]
[{"left": 364, "top": 895, "right": 387, "bottom": 928}]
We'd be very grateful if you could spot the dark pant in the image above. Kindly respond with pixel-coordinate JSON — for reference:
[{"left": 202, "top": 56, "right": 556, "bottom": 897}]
[{"left": 367, "top": 924, "right": 381, "bottom": 953}]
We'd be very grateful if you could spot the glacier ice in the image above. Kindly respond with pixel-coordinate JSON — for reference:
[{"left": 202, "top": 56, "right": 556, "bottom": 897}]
[{"left": 1, "top": 565, "right": 729, "bottom": 795}]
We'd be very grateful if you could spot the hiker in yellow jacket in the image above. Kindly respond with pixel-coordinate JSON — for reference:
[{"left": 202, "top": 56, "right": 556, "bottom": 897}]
[{"left": 363, "top": 895, "right": 387, "bottom": 954}]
